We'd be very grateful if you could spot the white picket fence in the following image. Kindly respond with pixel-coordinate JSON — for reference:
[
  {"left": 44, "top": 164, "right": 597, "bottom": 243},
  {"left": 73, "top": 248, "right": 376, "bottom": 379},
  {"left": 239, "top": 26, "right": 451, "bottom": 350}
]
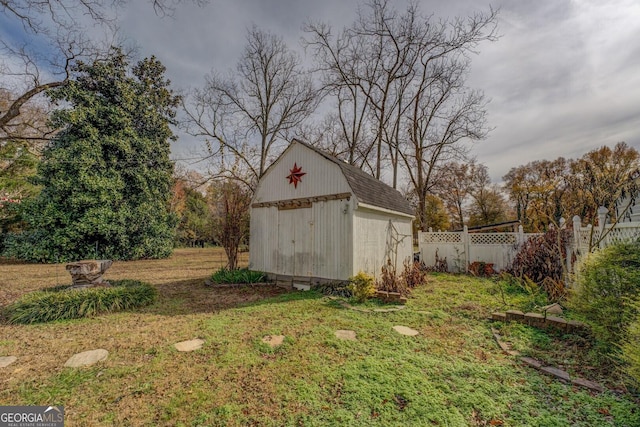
[
  {"left": 419, "top": 212, "right": 640, "bottom": 274},
  {"left": 418, "top": 225, "right": 540, "bottom": 273},
  {"left": 573, "top": 216, "right": 640, "bottom": 253}
]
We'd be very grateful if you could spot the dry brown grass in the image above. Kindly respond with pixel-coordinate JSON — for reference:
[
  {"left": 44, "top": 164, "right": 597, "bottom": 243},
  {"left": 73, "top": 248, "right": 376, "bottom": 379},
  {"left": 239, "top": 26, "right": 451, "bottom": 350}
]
[
  {"left": 1, "top": 250, "right": 638, "bottom": 426},
  {"left": 0, "top": 247, "right": 289, "bottom": 424},
  {"left": 0, "top": 248, "right": 247, "bottom": 304}
]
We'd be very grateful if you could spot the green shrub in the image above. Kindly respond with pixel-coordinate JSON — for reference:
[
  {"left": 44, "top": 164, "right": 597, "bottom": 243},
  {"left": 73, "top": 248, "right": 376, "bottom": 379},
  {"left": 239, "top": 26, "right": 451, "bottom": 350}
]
[
  {"left": 348, "top": 271, "right": 376, "bottom": 303},
  {"left": 3, "top": 280, "right": 157, "bottom": 324},
  {"left": 621, "top": 299, "right": 640, "bottom": 386},
  {"left": 210, "top": 268, "right": 266, "bottom": 284},
  {"left": 568, "top": 240, "right": 640, "bottom": 345}
]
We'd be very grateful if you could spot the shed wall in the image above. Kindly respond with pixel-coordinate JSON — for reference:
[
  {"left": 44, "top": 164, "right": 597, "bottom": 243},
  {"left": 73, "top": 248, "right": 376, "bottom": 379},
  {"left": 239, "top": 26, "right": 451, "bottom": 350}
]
[
  {"left": 352, "top": 207, "right": 414, "bottom": 278},
  {"left": 249, "top": 198, "right": 353, "bottom": 281}
]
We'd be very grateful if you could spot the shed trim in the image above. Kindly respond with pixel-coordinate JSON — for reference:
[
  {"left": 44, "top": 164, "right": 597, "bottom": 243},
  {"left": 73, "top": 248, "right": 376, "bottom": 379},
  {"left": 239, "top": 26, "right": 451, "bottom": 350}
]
[
  {"left": 251, "top": 192, "right": 352, "bottom": 209},
  {"left": 357, "top": 202, "right": 415, "bottom": 219}
]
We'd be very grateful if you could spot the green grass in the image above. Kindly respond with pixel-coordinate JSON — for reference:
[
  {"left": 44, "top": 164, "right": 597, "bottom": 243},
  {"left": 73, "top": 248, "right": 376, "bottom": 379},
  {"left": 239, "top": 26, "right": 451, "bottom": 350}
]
[
  {"left": 3, "top": 279, "right": 156, "bottom": 324},
  {"left": 0, "top": 249, "right": 638, "bottom": 426},
  {"left": 210, "top": 267, "right": 266, "bottom": 284}
]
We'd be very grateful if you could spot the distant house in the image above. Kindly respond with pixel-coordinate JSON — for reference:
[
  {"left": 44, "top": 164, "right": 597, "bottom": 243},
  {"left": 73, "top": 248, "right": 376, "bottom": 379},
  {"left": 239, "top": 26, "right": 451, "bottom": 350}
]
[
  {"left": 615, "top": 177, "right": 640, "bottom": 223},
  {"left": 249, "top": 139, "right": 414, "bottom": 289}
]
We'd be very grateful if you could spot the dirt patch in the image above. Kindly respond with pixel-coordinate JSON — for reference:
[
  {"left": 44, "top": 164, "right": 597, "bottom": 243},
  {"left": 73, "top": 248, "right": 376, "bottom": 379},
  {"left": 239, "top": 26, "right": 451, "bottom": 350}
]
[
  {"left": 261, "top": 335, "right": 285, "bottom": 348},
  {"left": 151, "top": 279, "right": 288, "bottom": 315}
]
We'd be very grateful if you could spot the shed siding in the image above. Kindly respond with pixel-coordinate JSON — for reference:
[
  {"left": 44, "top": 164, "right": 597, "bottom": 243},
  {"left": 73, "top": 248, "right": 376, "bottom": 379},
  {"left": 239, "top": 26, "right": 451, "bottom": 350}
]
[
  {"left": 352, "top": 207, "right": 414, "bottom": 278},
  {"left": 311, "top": 199, "right": 353, "bottom": 280},
  {"left": 249, "top": 206, "right": 279, "bottom": 271},
  {"left": 250, "top": 198, "right": 353, "bottom": 281},
  {"left": 253, "top": 143, "right": 351, "bottom": 204}
]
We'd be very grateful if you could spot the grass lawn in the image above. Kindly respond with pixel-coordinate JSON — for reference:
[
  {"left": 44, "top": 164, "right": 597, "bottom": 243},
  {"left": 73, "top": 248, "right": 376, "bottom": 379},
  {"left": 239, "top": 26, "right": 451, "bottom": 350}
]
[{"left": 0, "top": 248, "right": 638, "bottom": 426}]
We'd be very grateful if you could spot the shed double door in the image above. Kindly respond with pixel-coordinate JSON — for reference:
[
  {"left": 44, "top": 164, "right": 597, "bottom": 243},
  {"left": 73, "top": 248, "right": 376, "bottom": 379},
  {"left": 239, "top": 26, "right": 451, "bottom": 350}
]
[{"left": 277, "top": 208, "right": 313, "bottom": 277}]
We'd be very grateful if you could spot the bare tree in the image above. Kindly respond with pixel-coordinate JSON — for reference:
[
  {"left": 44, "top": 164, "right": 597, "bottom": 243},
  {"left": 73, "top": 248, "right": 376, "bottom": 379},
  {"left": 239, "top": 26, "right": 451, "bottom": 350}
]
[
  {"left": 208, "top": 180, "right": 251, "bottom": 270},
  {"left": 434, "top": 161, "right": 475, "bottom": 230},
  {"left": 305, "top": 0, "right": 421, "bottom": 184},
  {"left": 307, "top": 1, "right": 497, "bottom": 219},
  {"left": 304, "top": 20, "right": 377, "bottom": 171},
  {"left": 1, "top": 0, "right": 205, "bottom": 143},
  {"left": 184, "top": 26, "right": 318, "bottom": 187},
  {"left": 399, "top": 8, "right": 498, "bottom": 231}
]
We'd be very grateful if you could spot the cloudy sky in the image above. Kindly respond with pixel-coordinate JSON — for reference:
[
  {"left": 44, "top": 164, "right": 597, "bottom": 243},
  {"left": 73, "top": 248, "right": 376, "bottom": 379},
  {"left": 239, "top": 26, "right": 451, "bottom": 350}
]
[{"left": 4, "top": 0, "right": 640, "bottom": 182}]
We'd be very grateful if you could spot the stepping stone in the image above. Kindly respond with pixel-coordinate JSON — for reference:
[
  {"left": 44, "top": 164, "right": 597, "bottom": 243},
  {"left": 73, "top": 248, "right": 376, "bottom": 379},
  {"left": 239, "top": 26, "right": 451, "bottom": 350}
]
[
  {"left": 335, "top": 330, "right": 357, "bottom": 341},
  {"left": 64, "top": 349, "right": 108, "bottom": 367},
  {"left": 393, "top": 325, "right": 419, "bottom": 336},
  {"left": 0, "top": 356, "right": 17, "bottom": 368},
  {"left": 540, "top": 366, "right": 570, "bottom": 381},
  {"left": 520, "top": 357, "right": 543, "bottom": 369},
  {"left": 572, "top": 377, "right": 605, "bottom": 393},
  {"left": 542, "top": 303, "right": 563, "bottom": 315},
  {"left": 261, "top": 335, "right": 285, "bottom": 348},
  {"left": 174, "top": 339, "right": 205, "bottom": 352}
]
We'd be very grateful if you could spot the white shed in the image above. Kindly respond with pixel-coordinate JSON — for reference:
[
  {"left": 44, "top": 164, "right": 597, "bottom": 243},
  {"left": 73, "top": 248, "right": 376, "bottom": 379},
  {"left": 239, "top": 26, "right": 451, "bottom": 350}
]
[{"left": 250, "top": 139, "right": 414, "bottom": 289}]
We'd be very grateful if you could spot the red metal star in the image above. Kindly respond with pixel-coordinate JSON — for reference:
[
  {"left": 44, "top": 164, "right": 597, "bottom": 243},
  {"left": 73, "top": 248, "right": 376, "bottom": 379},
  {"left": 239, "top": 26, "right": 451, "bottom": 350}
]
[{"left": 286, "top": 163, "right": 306, "bottom": 188}]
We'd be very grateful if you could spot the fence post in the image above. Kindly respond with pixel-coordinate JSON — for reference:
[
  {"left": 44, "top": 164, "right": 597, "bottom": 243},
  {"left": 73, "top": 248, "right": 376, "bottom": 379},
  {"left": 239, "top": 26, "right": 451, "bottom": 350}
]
[
  {"left": 463, "top": 225, "right": 469, "bottom": 273},
  {"left": 572, "top": 215, "right": 581, "bottom": 251},
  {"left": 517, "top": 225, "right": 524, "bottom": 246},
  {"left": 597, "top": 206, "right": 608, "bottom": 248}
]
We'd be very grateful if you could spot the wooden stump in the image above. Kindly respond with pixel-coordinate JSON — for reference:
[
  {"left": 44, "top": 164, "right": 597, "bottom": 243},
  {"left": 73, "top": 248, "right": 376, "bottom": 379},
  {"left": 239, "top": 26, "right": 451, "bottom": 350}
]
[{"left": 65, "top": 260, "right": 113, "bottom": 289}]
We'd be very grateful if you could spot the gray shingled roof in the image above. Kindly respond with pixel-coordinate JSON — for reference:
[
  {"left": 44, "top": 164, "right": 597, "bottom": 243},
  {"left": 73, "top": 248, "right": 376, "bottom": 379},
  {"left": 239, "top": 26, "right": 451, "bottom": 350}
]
[{"left": 293, "top": 139, "right": 414, "bottom": 216}]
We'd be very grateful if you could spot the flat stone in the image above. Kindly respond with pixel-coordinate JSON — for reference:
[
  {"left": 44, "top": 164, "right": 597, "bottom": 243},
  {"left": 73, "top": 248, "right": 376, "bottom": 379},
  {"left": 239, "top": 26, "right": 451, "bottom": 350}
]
[
  {"left": 520, "top": 357, "right": 543, "bottom": 369},
  {"left": 64, "top": 349, "right": 108, "bottom": 367},
  {"left": 505, "top": 310, "right": 524, "bottom": 321},
  {"left": 335, "top": 330, "right": 357, "bottom": 341},
  {"left": 261, "top": 335, "right": 285, "bottom": 348},
  {"left": 524, "top": 312, "right": 545, "bottom": 326},
  {"left": 540, "top": 366, "right": 570, "bottom": 381},
  {"left": 542, "top": 303, "right": 564, "bottom": 315},
  {"left": 545, "top": 316, "right": 567, "bottom": 330},
  {"left": 393, "top": 325, "right": 419, "bottom": 336},
  {"left": 572, "top": 377, "right": 605, "bottom": 392},
  {"left": 0, "top": 356, "right": 17, "bottom": 368},
  {"left": 492, "top": 312, "right": 507, "bottom": 321},
  {"left": 174, "top": 339, "right": 205, "bottom": 352},
  {"left": 491, "top": 330, "right": 512, "bottom": 352}
]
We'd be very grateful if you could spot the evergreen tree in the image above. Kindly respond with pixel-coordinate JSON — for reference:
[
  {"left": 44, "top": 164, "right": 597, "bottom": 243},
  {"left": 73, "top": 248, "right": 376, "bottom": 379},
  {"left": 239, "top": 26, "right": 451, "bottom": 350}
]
[{"left": 3, "top": 49, "right": 179, "bottom": 262}]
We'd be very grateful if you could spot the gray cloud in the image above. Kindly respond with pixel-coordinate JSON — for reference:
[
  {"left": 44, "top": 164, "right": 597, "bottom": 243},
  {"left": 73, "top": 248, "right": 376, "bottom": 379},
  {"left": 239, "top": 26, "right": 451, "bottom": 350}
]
[
  {"left": 4, "top": 0, "right": 637, "bottom": 182},
  {"left": 466, "top": 0, "right": 640, "bottom": 180}
]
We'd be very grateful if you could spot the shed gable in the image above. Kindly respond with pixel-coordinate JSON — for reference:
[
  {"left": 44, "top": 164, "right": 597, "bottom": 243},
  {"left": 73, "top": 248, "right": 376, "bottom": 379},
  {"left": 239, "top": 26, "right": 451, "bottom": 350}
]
[
  {"left": 252, "top": 142, "right": 352, "bottom": 204},
  {"left": 290, "top": 139, "right": 414, "bottom": 216}
]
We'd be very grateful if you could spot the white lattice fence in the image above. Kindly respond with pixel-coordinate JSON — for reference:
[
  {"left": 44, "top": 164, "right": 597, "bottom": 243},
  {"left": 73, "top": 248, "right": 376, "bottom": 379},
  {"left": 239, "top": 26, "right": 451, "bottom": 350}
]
[
  {"left": 574, "top": 221, "right": 640, "bottom": 252},
  {"left": 418, "top": 226, "right": 539, "bottom": 273}
]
